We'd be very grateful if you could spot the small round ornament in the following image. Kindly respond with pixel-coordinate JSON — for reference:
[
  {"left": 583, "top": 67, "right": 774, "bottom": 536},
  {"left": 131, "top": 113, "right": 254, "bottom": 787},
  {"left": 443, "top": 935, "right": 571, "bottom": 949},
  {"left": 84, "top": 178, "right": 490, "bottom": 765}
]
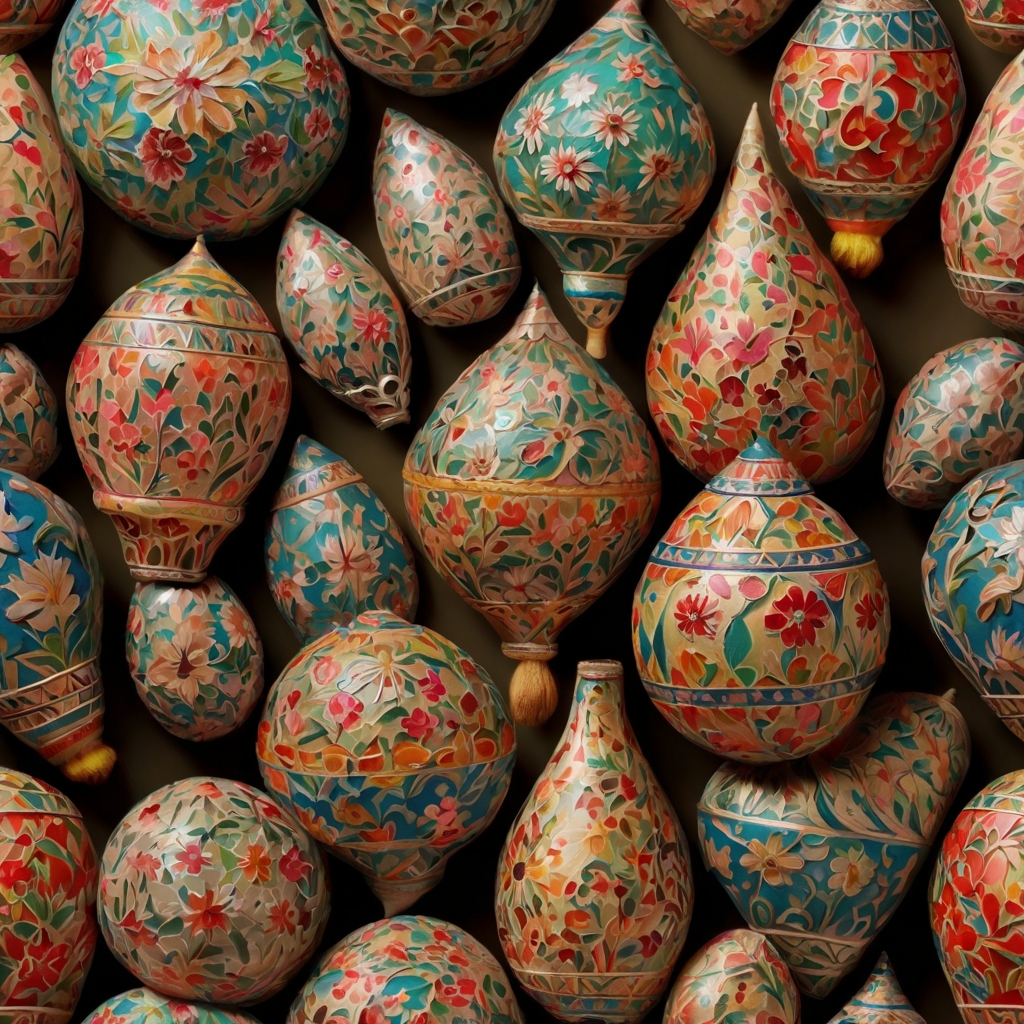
[
  {"left": 0, "top": 344, "right": 59, "bottom": 479},
  {"left": 99, "top": 777, "right": 329, "bottom": 1005},
  {"left": 81, "top": 990, "right": 263, "bottom": 1024},
  {"left": 633, "top": 438, "right": 889, "bottom": 763},
  {"left": 666, "top": 0, "right": 795, "bottom": 53},
  {"left": 287, "top": 916, "right": 525, "bottom": 1024},
  {"left": 126, "top": 576, "right": 263, "bottom": 741},
  {"left": 826, "top": 956, "right": 924, "bottom": 1024},
  {"left": 959, "top": 0, "right": 1024, "bottom": 50},
  {"left": 52, "top": 0, "right": 349, "bottom": 239}
]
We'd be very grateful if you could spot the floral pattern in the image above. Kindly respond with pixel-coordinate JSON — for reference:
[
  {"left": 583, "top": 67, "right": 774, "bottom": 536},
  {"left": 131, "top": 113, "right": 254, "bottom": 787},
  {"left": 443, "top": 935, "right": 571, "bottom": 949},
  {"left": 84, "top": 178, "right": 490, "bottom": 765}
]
[
  {"left": 258, "top": 612, "right": 516, "bottom": 915},
  {"left": 81, "top": 989, "right": 262, "bottom": 1024},
  {"left": 287, "top": 916, "right": 525, "bottom": 1024},
  {"left": 959, "top": 0, "right": 1024, "bottom": 50},
  {"left": 0, "top": 0, "right": 63, "bottom": 51},
  {"left": 494, "top": 0, "right": 715, "bottom": 353},
  {"left": 98, "top": 777, "right": 329, "bottom": 1005},
  {"left": 373, "top": 110, "right": 520, "bottom": 327},
  {"left": 52, "top": 0, "right": 349, "bottom": 239},
  {"left": 666, "top": 0, "right": 795, "bottom": 53},
  {"left": 66, "top": 239, "right": 291, "bottom": 583},
  {"left": 885, "top": 338, "right": 1024, "bottom": 509},
  {"left": 0, "top": 345, "right": 58, "bottom": 480},
  {"left": 496, "top": 660, "right": 692, "bottom": 1024},
  {"left": 126, "top": 576, "right": 263, "bottom": 741},
  {"left": 633, "top": 439, "right": 889, "bottom": 763},
  {"left": 0, "top": 769, "right": 97, "bottom": 1024},
  {"left": 277, "top": 210, "right": 411, "bottom": 429},
  {"left": 698, "top": 689, "right": 970, "bottom": 998},
  {"left": 647, "top": 105, "right": 882, "bottom": 486},
  {"left": 265, "top": 435, "right": 418, "bottom": 643},
  {"left": 828, "top": 956, "right": 925, "bottom": 1024}
]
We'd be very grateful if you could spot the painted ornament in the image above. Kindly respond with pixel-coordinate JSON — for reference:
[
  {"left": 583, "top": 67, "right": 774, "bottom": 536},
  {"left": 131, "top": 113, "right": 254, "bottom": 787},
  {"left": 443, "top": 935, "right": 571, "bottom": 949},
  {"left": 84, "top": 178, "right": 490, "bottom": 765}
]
[
  {"left": 277, "top": 210, "right": 411, "bottom": 429},
  {"left": 0, "top": 0, "right": 63, "bottom": 50},
  {"left": 81, "top": 990, "right": 263, "bottom": 1024},
  {"left": 647, "top": 104, "right": 883, "bottom": 485},
  {"left": 126, "top": 576, "right": 263, "bottom": 741},
  {"left": 403, "top": 285, "right": 661, "bottom": 726},
  {"left": 258, "top": 611, "right": 516, "bottom": 915},
  {"left": 633, "top": 439, "right": 889, "bottom": 763},
  {"left": 99, "top": 776, "right": 329, "bottom": 1005},
  {"left": 0, "top": 469, "right": 115, "bottom": 784},
  {"left": 52, "top": 0, "right": 349, "bottom": 240},
  {"left": 496, "top": 660, "right": 692, "bottom": 1024},
  {"left": 287, "top": 916, "right": 525, "bottom": 1024},
  {"left": 0, "top": 344, "right": 59, "bottom": 480},
  {"left": 826, "top": 955, "right": 924, "bottom": 1024},
  {"left": 316, "top": 0, "right": 556, "bottom": 95},
  {"left": 0, "top": 56, "right": 81, "bottom": 332},
  {"left": 0, "top": 769, "right": 98, "bottom": 1024},
  {"left": 663, "top": 929, "right": 800, "bottom": 1024},
  {"left": 885, "top": 338, "right": 1024, "bottom": 509},
  {"left": 958, "top": 0, "right": 1024, "bottom": 51},
  {"left": 666, "top": 0, "right": 795, "bottom": 53},
  {"left": 66, "top": 238, "right": 290, "bottom": 583},
  {"left": 771, "top": 0, "right": 965, "bottom": 278},
  {"left": 698, "top": 689, "right": 970, "bottom": 998},
  {"left": 265, "top": 435, "right": 418, "bottom": 643},
  {"left": 373, "top": 111, "right": 520, "bottom": 327},
  {"left": 494, "top": 0, "right": 715, "bottom": 357}
]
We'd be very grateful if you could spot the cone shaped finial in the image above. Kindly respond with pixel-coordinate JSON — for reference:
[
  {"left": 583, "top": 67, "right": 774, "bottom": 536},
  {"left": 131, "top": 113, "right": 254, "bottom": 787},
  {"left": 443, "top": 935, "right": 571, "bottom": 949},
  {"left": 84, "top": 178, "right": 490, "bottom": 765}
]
[
  {"left": 707, "top": 439, "right": 814, "bottom": 497},
  {"left": 736, "top": 103, "right": 773, "bottom": 174},
  {"left": 827, "top": 955, "right": 924, "bottom": 1024}
]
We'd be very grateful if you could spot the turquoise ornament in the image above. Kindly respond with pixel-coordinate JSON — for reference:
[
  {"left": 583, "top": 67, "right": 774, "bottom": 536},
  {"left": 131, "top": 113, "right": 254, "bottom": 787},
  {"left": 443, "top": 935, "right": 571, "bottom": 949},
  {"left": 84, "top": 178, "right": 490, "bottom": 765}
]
[
  {"left": 826, "top": 955, "right": 925, "bottom": 1024},
  {"left": 81, "top": 990, "right": 264, "bottom": 1024}
]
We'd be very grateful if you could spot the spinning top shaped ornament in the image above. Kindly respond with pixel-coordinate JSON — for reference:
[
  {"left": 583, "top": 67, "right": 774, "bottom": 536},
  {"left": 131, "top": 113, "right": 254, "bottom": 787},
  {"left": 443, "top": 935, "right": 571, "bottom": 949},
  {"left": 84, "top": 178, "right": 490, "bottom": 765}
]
[
  {"left": 494, "top": 0, "right": 715, "bottom": 357},
  {"left": 404, "top": 285, "right": 661, "bottom": 726},
  {"left": 771, "top": 0, "right": 964, "bottom": 278},
  {"left": 827, "top": 956, "right": 925, "bottom": 1024},
  {"left": 958, "top": 0, "right": 1024, "bottom": 51},
  {"left": 0, "top": 344, "right": 59, "bottom": 480},
  {"left": 648, "top": 105, "right": 883, "bottom": 484}
]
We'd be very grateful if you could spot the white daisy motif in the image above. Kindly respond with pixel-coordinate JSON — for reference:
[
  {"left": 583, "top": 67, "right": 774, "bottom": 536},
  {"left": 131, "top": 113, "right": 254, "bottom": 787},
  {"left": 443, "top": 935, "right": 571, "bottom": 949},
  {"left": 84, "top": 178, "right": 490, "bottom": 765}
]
[
  {"left": 514, "top": 91, "right": 555, "bottom": 154},
  {"left": 539, "top": 144, "right": 600, "bottom": 202},
  {"left": 561, "top": 72, "right": 598, "bottom": 108},
  {"left": 587, "top": 100, "right": 640, "bottom": 149}
]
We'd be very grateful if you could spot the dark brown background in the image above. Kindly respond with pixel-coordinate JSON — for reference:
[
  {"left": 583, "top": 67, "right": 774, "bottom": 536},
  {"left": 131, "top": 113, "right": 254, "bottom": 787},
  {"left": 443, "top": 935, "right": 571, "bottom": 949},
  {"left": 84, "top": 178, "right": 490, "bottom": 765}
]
[{"left": 5, "top": 0, "right": 1020, "bottom": 1020}]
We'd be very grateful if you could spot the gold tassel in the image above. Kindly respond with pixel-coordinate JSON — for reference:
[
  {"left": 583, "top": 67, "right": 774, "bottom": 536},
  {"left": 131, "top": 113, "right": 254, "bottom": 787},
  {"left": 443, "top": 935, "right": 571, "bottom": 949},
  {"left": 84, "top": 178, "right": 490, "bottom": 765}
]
[
  {"left": 62, "top": 743, "right": 117, "bottom": 785},
  {"left": 510, "top": 658, "right": 558, "bottom": 726},
  {"left": 830, "top": 231, "right": 883, "bottom": 279}
]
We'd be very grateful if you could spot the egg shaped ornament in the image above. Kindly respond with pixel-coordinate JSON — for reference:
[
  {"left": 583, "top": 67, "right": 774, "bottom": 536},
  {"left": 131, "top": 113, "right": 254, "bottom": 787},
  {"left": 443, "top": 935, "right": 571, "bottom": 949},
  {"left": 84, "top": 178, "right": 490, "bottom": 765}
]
[
  {"left": 99, "top": 777, "right": 329, "bottom": 1004},
  {"left": 648, "top": 105, "right": 883, "bottom": 485},
  {"left": 959, "top": 0, "right": 1024, "bottom": 51},
  {"left": 494, "top": 0, "right": 715, "bottom": 358},
  {"left": 288, "top": 916, "right": 525, "bottom": 1024},
  {"left": 633, "top": 439, "right": 888, "bottom": 762},
  {"left": 885, "top": 338, "right": 1024, "bottom": 510},
  {"left": 496, "top": 660, "right": 692, "bottom": 1024},
  {"left": 0, "top": 344, "right": 58, "bottom": 480},
  {"left": 0, "top": 470, "right": 115, "bottom": 783},
  {"left": 265, "top": 435, "right": 418, "bottom": 643},
  {"left": 373, "top": 111, "right": 520, "bottom": 328},
  {"left": 258, "top": 611, "right": 516, "bottom": 915},
  {"left": 52, "top": 0, "right": 348, "bottom": 239},
  {"left": 666, "top": 0, "right": 795, "bottom": 53},
  {"left": 699, "top": 688, "right": 970, "bottom": 997},
  {"left": 663, "top": 929, "right": 800, "bottom": 1024},
  {"left": 278, "top": 211, "right": 411, "bottom": 429},
  {"left": 125, "top": 576, "right": 263, "bottom": 741},
  {"left": 0, "top": 769, "right": 98, "bottom": 1024},
  {"left": 66, "top": 239, "right": 290, "bottom": 584},
  {"left": 404, "top": 285, "right": 661, "bottom": 727},
  {"left": 0, "top": 57, "right": 81, "bottom": 332},
  {"left": 771, "top": 0, "right": 965, "bottom": 279},
  {"left": 826, "top": 955, "right": 924, "bottom": 1024},
  {"left": 81, "top": 990, "right": 263, "bottom": 1024}
]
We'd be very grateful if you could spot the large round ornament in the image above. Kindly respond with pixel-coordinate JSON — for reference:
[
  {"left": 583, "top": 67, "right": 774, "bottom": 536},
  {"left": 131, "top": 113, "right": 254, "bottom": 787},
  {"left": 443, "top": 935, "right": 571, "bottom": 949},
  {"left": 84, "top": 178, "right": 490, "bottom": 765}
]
[
  {"left": 66, "top": 238, "right": 291, "bottom": 584},
  {"left": 81, "top": 990, "right": 263, "bottom": 1024},
  {"left": 826, "top": 956, "right": 924, "bottom": 1024},
  {"left": 258, "top": 611, "right": 516, "bottom": 915},
  {"left": 648, "top": 104, "right": 883, "bottom": 485},
  {"left": 958, "top": 0, "right": 1024, "bottom": 51},
  {"left": 51, "top": 0, "right": 349, "bottom": 239},
  {"left": 666, "top": 0, "right": 795, "bottom": 53},
  {"left": 771, "top": 0, "right": 965, "bottom": 278},
  {"left": 0, "top": 769, "right": 98, "bottom": 1024},
  {"left": 403, "top": 285, "right": 661, "bottom": 726},
  {"left": 494, "top": 0, "right": 715, "bottom": 357},
  {"left": 99, "top": 777, "right": 329, "bottom": 1005},
  {"left": 0, "top": 344, "right": 59, "bottom": 480},
  {"left": 287, "top": 916, "right": 525, "bottom": 1024},
  {"left": 633, "top": 439, "right": 889, "bottom": 762}
]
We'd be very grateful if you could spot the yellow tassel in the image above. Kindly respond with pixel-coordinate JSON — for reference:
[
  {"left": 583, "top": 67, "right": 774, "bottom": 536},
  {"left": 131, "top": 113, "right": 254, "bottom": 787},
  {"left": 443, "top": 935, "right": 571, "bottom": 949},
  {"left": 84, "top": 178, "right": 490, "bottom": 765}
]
[
  {"left": 830, "top": 231, "right": 883, "bottom": 278},
  {"left": 509, "top": 659, "right": 558, "bottom": 726},
  {"left": 586, "top": 326, "right": 608, "bottom": 359},
  {"left": 61, "top": 743, "right": 117, "bottom": 785}
]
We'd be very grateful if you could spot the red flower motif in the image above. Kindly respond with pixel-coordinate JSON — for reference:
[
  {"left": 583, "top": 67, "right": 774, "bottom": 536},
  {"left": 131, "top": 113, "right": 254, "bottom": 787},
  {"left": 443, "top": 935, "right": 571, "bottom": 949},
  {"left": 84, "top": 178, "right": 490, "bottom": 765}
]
[
  {"left": 304, "top": 46, "right": 342, "bottom": 88},
  {"left": 279, "top": 845, "right": 311, "bottom": 883},
  {"left": 173, "top": 842, "right": 210, "bottom": 875},
  {"left": 352, "top": 306, "right": 390, "bottom": 345},
  {"left": 496, "top": 501, "right": 526, "bottom": 528},
  {"left": 0, "top": 859, "right": 32, "bottom": 888},
  {"left": 69, "top": 43, "right": 105, "bottom": 87},
  {"left": 183, "top": 889, "right": 229, "bottom": 934},
  {"left": 327, "top": 690, "right": 363, "bottom": 730},
  {"left": 855, "top": 592, "right": 885, "bottom": 631},
  {"left": 419, "top": 670, "right": 447, "bottom": 703},
  {"left": 401, "top": 706, "right": 439, "bottom": 741},
  {"left": 268, "top": 899, "right": 296, "bottom": 934},
  {"left": 305, "top": 107, "right": 331, "bottom": 139},
  {"left": 673, "top": 594, "right": 720, "bottom": 639},
  {"left": 139, "top": 128, "right": 194, "bottom": 189},
  {"left": 720, "top": 375, "right": 745, "bottom": 407},
  {"left": 17, "top": 935, "right": 70, "bottom": 991},
  {"left": 765, "top": 586, "right": 829, "bottom": 648},
  {"left": 243, "top": 132, "right": 287, "bottom": 175},
  {"left": 12, "top": 140, "right": 40, "bottom": 167}
]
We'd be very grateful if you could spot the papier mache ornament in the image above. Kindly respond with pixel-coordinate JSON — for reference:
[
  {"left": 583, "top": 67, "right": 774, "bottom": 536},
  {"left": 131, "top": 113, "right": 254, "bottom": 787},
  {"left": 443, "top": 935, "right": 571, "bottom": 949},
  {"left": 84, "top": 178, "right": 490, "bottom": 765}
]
[
  {"left": 771, "top": 0, "right": 965, "bottom": 278},
  {"left": 258, "top": 611, "right": 516, "bottom": 915},
  {"left": 885, "top": 338, "right": 1024, "bottom": 509},
  {"left": 278, "top": 210, "right": 411, "bottom": 429},
  {"left": 404, "top": 286, "right": 661, "bottom": 726},
  {"left": 0, "top": 344, "right": 59, "bottom": 479},
  {"left": 826, "top": 955, "right": 924, "bottom": 1024},
  {"left": 0, "top": 469, "right": 115, "bottom": 783},
  {"left": 99, "top": 777, "right": 329, "bottom": 1005},
  {"left": 0, "top": 0, "right": 63, "bottom": 51},
  {"left": 265, "top": 435, "right": 418, "bottom": 643},
  {"left": 958, "top": 0, "right": 1024, "bottom": 51},
  {"left": 287, "top": 916, "right": 525, "bottom": 1024},
  {"left": 494, "top": 0, "right": 715, "bottom": 357},
  {"left": 648, "top": 105, "right": 883, "bottom": 485},
  {"left": 633, "top": 439, "right": 889, "bottom": 762},
  {"left": 0, "top": 769, "right": 98, "bottom": 1024},
  {"left": 374, "top": 111, "right": 520, "bottom": 328},
  {"left": 81, "top": 990, "right": 262, "bottom": 1024},
  {"left": 666, "top": 0, "right": 795, "bottom": 53},
  {"left": 496, "top": 660, "right": 692, "bottom": 1024},
  {"left": 699, "top": 689, "right": 970, "bottom": 997}
]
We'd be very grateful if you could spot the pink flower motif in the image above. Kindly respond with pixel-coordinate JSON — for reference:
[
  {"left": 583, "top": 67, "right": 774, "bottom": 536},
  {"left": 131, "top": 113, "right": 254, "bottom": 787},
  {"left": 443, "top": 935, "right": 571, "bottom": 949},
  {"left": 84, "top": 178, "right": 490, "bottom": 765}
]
[
  {"left": 425, "top": 796, "right": 460, "bottom": 829},
  {"left": 327, "top": 689, "right": 363, "bottom": 730},
  {"left": 138, "top": 128, "right": 194, "bottom": 189},
  {"left": 69, "top": 43, "right": 105, "bottom": 87},
  {"left": 401, "top": 706, "right": 439, "bottom": 741},
  {"left": 304, "top": 107, "right": 331, "bottom": 140},
  {"left": 279, "top": 845, "right": 311, "bottom": 883},
  {"left": 352, "top": 305, "right": 390, "bottom": 345},
  {"left": 253, "top": 8, "right": 277, "bottom": 45},
  {"left": 419, "top": 670, "right": 447, "bottom": 703},
  {"left": 173, "top": 842, "right": 210, "bottom": 875},
  {"left": 724, "top": 317, "right": 774, "bottom": 366},
  {"left": 243, "top": 132, "right": 287, "bottom": 175}
]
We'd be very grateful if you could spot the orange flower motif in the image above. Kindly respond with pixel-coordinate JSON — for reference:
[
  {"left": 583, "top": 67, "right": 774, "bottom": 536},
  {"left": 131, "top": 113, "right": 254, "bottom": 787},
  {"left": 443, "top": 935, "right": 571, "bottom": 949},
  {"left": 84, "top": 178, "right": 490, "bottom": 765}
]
[
  {"left": 239, "top": 842, "right": 272, "bottom": 883},
  {"left": 183, "top": 889, "right": 230, "bottom": 934}
]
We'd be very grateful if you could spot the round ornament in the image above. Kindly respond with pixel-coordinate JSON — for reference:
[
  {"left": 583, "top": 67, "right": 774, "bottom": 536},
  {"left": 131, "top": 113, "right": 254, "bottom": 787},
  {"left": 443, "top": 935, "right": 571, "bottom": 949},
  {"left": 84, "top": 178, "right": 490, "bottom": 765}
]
[
  {"left": 0, "top": 344, "right": 59, "bottom": 480},
  {"left": 81, "top": 990, "right": 263, "bottom": 1024},
  {"left": 0, "top": 0, "right": 63, "bottom": 51},
  {"left": 958, "top": 0, "right": 1024, "bottom": 51}
]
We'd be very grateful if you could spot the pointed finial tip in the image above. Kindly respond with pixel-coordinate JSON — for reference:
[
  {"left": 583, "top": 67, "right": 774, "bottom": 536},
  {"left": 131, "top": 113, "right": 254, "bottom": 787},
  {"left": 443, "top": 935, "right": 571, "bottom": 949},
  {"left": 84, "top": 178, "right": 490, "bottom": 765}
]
[{"left": 742, "top": 437, "right": 785, "bottom": 460}]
